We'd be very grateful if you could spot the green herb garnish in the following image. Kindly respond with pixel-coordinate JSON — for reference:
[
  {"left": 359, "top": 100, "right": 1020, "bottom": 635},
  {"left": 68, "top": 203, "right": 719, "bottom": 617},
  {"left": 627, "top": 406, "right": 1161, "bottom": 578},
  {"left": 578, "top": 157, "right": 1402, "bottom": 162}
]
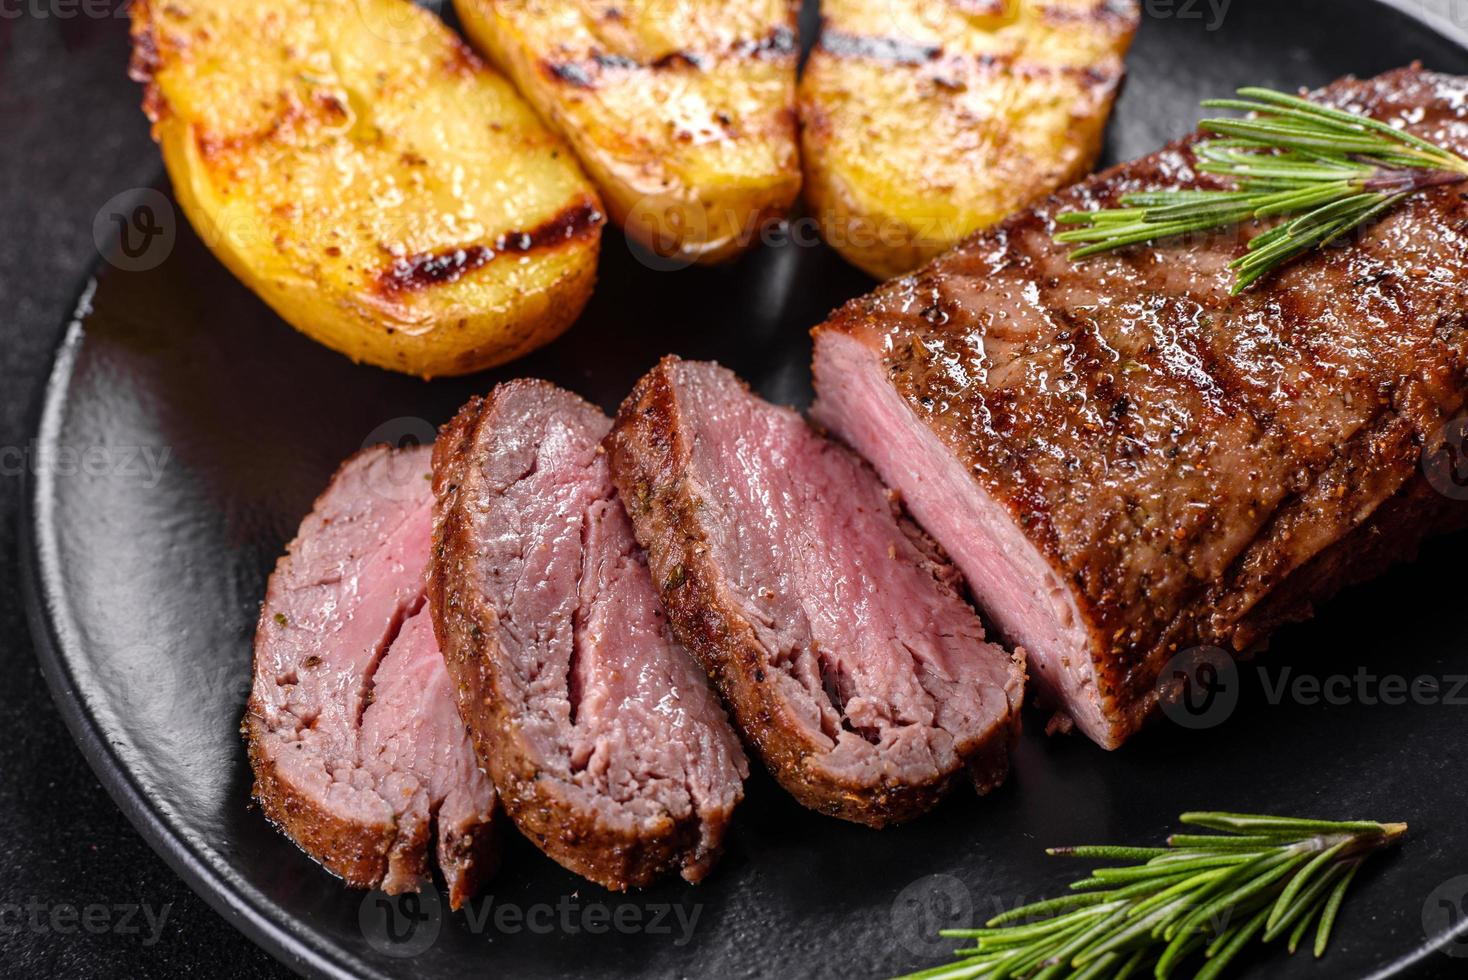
[
  {"left": 896, "top": 811, "right": 1406, "bottom": 980},
  {"left": 1054, "top": 87, "right": 1468, "bottom": 293}
]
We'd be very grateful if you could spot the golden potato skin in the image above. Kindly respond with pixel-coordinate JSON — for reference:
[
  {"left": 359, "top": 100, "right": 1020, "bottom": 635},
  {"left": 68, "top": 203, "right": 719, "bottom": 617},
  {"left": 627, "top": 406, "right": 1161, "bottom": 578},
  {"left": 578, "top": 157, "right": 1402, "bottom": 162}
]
[
  {"left": 129, "top": 0, "right": 604, "bottom": 378},
  {"left": 800, "top": 0, "right": 1139, "bottom": 280},
  {"left": 456, "top": 0, "right": 801, "bottom": 265}
]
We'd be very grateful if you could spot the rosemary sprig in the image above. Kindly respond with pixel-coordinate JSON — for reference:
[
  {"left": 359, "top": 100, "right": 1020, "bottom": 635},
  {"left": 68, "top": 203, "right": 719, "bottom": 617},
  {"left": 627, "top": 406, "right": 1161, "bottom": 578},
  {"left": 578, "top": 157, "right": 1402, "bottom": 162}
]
[
  {"left": 1054, "top": 86, "right": 1468, "bottom": 293},
  {"left": 894, "top": 811, "right": 1406, "bottom": 980}
]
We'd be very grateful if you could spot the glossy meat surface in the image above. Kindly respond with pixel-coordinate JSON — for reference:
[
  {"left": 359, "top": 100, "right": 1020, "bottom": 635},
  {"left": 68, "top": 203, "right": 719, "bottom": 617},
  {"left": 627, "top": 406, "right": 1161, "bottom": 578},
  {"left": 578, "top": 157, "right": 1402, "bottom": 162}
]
[
  {"left": 608, "top": 358, "right": 1023, "bottom": 825},
  {"left": 246, "top": 446, "right": 498, "bottom": 907},
  {"left": 814, "top": 67, "right": 1468, "bottom": 746},
  {"left": 430, "top": 381, "right": 747, "bottom": 890}
]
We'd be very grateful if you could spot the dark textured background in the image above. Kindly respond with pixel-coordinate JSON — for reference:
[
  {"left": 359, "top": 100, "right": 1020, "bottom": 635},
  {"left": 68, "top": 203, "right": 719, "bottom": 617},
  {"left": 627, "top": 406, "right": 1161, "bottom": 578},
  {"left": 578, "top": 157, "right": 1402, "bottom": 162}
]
[
  {"left": 0, "top": 7, "right": 287, "bottom": 978},
  {"left": 3, "top": 3, "right": 1466, "bottom": 979}
]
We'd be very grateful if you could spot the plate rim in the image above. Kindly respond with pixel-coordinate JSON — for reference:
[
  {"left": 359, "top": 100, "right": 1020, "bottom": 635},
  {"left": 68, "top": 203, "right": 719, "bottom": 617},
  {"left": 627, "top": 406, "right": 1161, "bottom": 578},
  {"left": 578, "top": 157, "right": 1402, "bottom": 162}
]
[
  {"left": 20, "top": 291, "right": 387, "bottom": 980},
  {"left": 20, "top": 4, "right": 1468, "bottom": 976}
]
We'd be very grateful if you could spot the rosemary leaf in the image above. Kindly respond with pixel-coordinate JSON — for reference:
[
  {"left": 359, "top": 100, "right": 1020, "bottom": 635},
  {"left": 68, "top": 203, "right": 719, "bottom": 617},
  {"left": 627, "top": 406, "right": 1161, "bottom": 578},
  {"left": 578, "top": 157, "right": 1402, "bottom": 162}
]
[
  {"left": 1287, "top": 896, "right": 1325, "bottom": 955},
  {"left": 1266, "top": 840, "right": 1352, "bottom": 932},
  {"left": 1179, "top": 814, "right": 1400, "bottom": 836},
  {"left": 1263, "top": 860, "right": 1348, "bottom": 944},
  {"left": 1155, "top": 925, "right": 1207, "bottom": 979},
  {"left": 1052, "top": 85, "right": 1468, "bottom": 291},
  {"left": 893, "top": 812, "right": 1405, "bottom": 980},
  {"left": 1165, "top": 834, "right": 1290, "bottom": 850},
  {"left": 984, "top": 891, "right": 1125, "bottom": 927},
  {"left": 1193, "top": 906, "right": 1272, "bottom": 980},
  {"left": 1314, "top": 861, "right": 1364, "bottom": 958},
  {"left": 1231, "top": 86, "right": 1459, "bottom": 158}
]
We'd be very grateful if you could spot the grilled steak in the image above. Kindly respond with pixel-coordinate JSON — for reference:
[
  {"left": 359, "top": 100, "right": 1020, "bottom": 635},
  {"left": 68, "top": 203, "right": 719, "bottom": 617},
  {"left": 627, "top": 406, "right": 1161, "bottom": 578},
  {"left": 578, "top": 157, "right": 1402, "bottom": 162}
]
[
  {"left": 606, "top": 357, "right": 1025, "bottom": 827},
  {"left": 246, "top": 446, "right": 498, "bottom": 908},
  {"left": 430, "top": 381, "right": 747, "bottom": 891},
  {"left": 812, "top": 66, "right": 1468, "bottom": 749}
]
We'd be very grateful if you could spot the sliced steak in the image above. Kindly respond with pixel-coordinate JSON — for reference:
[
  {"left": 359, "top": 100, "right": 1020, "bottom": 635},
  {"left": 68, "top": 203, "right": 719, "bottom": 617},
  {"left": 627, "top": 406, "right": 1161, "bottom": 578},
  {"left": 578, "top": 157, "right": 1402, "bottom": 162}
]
[
  {"left": 606, "top": 357, "right": 1024, "bottom": 827},
  {"left": 246, "top": 445, "right": 498, "bottom": 909},
  {"left": 811, "top": 66, "right": 1468, "bottom": 749},
  {"left": 430, "top": 381, "right": 747, "bottom": 891}
]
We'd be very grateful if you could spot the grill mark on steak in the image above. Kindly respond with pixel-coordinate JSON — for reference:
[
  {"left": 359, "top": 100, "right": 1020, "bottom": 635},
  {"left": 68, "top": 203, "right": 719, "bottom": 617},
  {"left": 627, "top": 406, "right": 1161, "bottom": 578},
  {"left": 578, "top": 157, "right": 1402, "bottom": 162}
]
[
  {"left": 812, "top": 66, "right": 1468, "bottom": 748},
  {"left": 606, "top": 358, "right": 1025, "bottom": 827},
  {"left": 246, "top": 445, "right": 498, "bottom": 909},
  {"left": 430, "top": 381, "right": 748, "bottom": 890}
]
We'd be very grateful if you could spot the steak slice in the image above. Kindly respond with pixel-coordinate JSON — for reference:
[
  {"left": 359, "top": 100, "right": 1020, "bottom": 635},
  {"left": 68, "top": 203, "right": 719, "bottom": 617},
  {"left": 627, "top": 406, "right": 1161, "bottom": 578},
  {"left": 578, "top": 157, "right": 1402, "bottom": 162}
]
[
  {"left": 430, "top": 381, "right": 748, "bottom": 891},
  {"left": 812, "top": 66, "right": 1468, "bottom": 749},
  {"left": 246, "top": 445, "right": 498, "bottom": 909},
  {"left": 606, "top": 357, "right": 1024, "bottom": 827}
]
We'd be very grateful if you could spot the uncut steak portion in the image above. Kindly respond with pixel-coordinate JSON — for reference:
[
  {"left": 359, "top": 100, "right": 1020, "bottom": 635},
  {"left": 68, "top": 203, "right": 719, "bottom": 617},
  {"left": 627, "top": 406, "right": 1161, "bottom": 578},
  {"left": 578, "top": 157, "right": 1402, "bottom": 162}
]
[
  {"left": 812, "top": 66, "right": 1468, "bottom": 750},
  {"left": 246, "top": 446, "right": 498, "bottom": 909},
  {"left": 430, "top": 382, "right": 747, "bottom": 891},
  {"left": 607, "top": 357, "right": 1024, "bottom": 827}
]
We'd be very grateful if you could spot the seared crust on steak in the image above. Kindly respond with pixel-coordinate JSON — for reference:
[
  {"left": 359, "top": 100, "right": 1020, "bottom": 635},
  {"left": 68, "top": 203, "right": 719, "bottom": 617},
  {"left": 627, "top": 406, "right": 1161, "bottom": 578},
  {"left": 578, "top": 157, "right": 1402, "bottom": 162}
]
[
  {"left": 607, "top": 358, "right": 1024, "bottom": 827},
  {"left": 430, "top": 382, "right": 747, "bottom": 891},
  {"left": 812, "top": 66, "right": 1468, "bottom": 747},
  {"left": 247, "top": 738, "right": 399, "bottom": 892}
]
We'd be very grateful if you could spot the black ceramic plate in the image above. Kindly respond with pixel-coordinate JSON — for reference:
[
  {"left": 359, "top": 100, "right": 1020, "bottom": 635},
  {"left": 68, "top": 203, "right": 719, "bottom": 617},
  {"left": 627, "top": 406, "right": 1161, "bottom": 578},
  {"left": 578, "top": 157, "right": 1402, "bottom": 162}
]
[{"left": 21, "top": 1, "right": 1468, "bottom": 977}]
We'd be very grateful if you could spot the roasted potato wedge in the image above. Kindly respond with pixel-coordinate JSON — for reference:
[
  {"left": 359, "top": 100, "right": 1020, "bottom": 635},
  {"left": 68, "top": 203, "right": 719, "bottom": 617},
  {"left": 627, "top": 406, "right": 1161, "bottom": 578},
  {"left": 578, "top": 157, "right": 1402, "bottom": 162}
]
[
  {"left": 800, "top": 0, "right": 1139, "bottom": 279},
  {"left": 455, "top": 0, "right": 801, "bottom": 265},
  {"left": 129, "top": 0, "right": 604, "bottom": 377}
]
